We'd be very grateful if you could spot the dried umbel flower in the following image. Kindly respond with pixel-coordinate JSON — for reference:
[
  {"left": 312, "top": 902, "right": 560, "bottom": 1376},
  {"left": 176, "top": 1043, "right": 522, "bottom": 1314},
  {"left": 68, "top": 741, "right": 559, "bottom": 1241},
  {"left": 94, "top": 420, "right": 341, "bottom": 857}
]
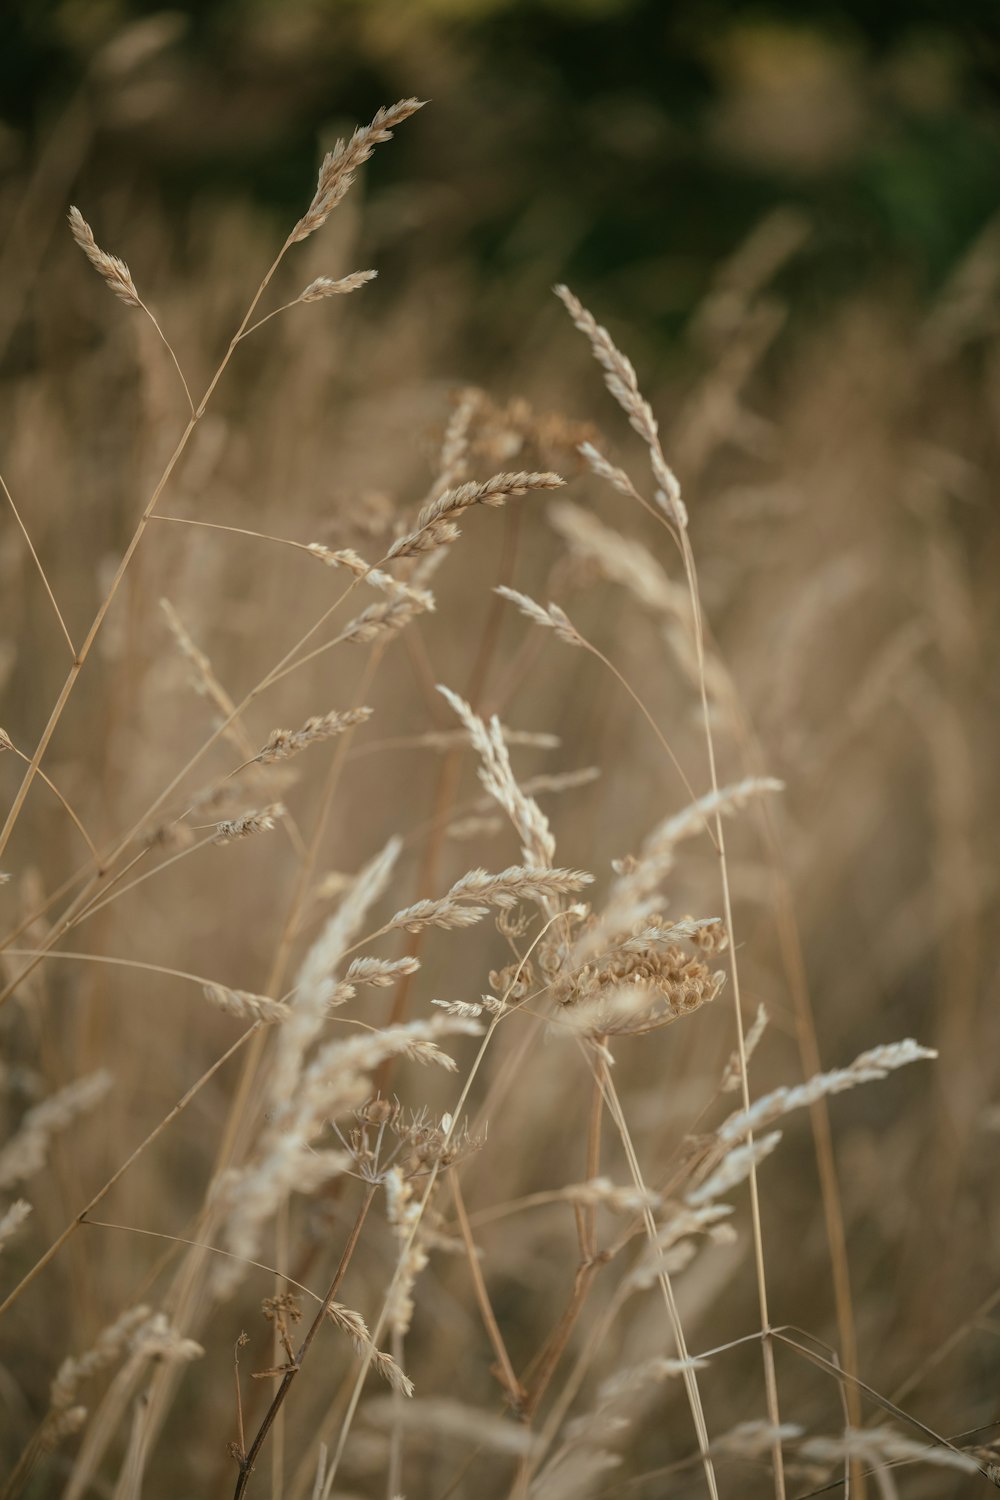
[
  {"left": 553, "top": 925, "right": 725, "bottom": 1033},
  {"left": 67, "top": 206, "right": 140, "bottom": 307},
  {"left": 560, "top": 968, "right": 724, "bottom": 1042},
  {"left": 255, "top": 706, "right": 373, "bottom": 764},
  {"left": 213, "top": 1017, "right": 479, "bottom": 1297}
]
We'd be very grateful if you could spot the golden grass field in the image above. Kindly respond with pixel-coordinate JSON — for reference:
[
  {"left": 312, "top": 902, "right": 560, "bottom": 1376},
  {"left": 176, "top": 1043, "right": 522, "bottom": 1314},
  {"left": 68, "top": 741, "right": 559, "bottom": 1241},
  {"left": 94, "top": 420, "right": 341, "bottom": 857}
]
[{"left": 1, "top": 62, "right": 999, "bottom": 1500}]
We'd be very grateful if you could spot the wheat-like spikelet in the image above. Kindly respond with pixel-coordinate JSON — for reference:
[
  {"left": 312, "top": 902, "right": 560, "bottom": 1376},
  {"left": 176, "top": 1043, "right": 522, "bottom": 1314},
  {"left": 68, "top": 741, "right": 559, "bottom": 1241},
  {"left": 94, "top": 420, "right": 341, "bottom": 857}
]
[
  {"left": 0, "top": 1070, "right": 111, "bottom": 1190},
  {"left": 437, "top": 387, "right": 484, "bottom": 487},
  {"left": 718, "top": 1039, "right": 938, "bottom": 1145},
  {"left": 438, "top": 686, "right": 557, "bottom": 871},
  {"left": 160, "top": 598, "right": 216, "bottom": 700},
  {"left": 305, "top": 544, "right": 434, "bottom": 608},
  {"left": 431, "top": 997, "right": 493, "bottom": 1019},
  {"left": 50, "top": 1306, "right": 154, "bottom": 1413},
  {"left": 67, "top": 206, "right": 141, "bottom": 307},
  {"left": 387, "top": 471, "right": 565, "bottom": 559},
  {"left": 554, "top": 282, "right": 687, "bottom": 527},
  {"left": 548, "top": 499, "right": 690, "bottom": 620},
  {"left": 213, "top": 802, "right": 285, "bottom": 843},
  {"left": 593, "top": 777, "right": 784, "bottom": 943},
  {"left": 342, "top": 955, "right": 421, "bottom": 989},
  {"left": 720, "top": 1003, "right": 768, "bottom": 1092},
  {"left": 596, "top": 1356, "right": 710, "bottom": 1407},
  {"left": 290, "top": 99, "right": 425, "bottom": 243},
  {"left": 388, "top": 864, "right": 592, "bottom": 933},
  {"left": 201, "top": 983, "right": 289, "bottom": 1024},
  {"left": 713, "top": 1422, "right": 806, "bottom": 1459},
  {"left": 363, "top": 1395, "right": 537, "bottom": 1454},
  {"left": 299, "top": 269, "right": 377, "bottom": 301},
  {"left": 626, "top": 1203, "right": 736, "bottom": 1292},
  {"left": 279, "top": 837, "right": 403, "bottom": 1075},
  {"left": 384, "top": 1165, "right": 429, "bottom": 1339},
  {"left": 576, "top": 440, "right": 645, "bottom": 504},
  {"left": 685, "top": 1131, "right": 783, "bottom": 1207},
  {"left": 336, "top": 590, "right": 434, "bottom": 645},
  {"left": 494, "top": 585, "right": 584, "bottom": 647},
  {"left": 325, "top": 1303, "right": 413, "bottom": 1397},
  {"left": 800, "top": 1426, "right": 980, "bottom": 1476},
  {"left": 0, "top": 1198, "right": 31, "bottom": 1252},
  {"left": 562, "top": 1177, "right": 662, "bottom": 1214},
  {"left": 255, "top": 706, "right": 373, "bottom": 764}
]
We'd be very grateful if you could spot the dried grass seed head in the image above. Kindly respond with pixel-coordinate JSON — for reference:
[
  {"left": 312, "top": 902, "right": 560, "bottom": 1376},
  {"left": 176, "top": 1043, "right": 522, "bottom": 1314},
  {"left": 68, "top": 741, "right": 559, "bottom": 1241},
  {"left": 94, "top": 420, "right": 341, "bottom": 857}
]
[
  {"left": 299, "top": 269, "right": 377, "bottom": 301},
  {"left": 291, "top": 99, "right": 426, "bottom": 244},
  {"left": 495, "top": 586, "right": 584, "bottom": 647},
  {"left": 68, "top": 206, "right": 141, "bottom": 307},
  {"left": 438, "top": 686, "right": 556, "bottom": 871},
  {"left": 256, "top": 706, "right": 373, "bottom": 764},
  {"left": 387, "top": 471, "right": 565, "bottom": 560},
  {"left": 554, "top": 282, "right": 687, "bottom": 527}
]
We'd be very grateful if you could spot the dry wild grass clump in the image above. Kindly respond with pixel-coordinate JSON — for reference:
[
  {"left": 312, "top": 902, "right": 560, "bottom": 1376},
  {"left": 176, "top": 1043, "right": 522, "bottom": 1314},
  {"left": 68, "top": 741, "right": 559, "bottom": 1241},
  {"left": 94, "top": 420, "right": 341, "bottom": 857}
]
[{"left": 0, "top": 93, "right": 994, "bottom": 1500}]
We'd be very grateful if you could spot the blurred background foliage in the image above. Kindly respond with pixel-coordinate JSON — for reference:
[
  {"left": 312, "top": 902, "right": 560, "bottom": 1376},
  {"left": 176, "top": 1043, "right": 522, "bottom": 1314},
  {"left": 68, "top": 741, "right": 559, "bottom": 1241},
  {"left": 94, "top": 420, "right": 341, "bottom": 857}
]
[{"left": 5, "top": 0, "right": 1000, "bottom": 362}]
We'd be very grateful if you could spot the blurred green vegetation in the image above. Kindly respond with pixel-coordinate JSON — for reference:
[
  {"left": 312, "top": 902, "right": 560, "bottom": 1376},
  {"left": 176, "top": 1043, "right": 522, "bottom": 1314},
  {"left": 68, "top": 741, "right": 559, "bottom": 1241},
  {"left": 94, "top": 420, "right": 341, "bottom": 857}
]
[{"left": 4, "top": 0, "right": 1000, "bottom": 346}]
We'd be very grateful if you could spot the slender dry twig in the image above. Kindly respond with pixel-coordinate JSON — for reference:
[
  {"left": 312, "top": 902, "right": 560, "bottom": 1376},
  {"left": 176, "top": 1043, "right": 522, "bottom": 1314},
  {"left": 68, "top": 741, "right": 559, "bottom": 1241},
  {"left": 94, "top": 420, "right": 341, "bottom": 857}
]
[
  {"left": 0, "top": 471, "right": 75, "bottom": 657},
  {"left": 231, "top": 1184, "right": 378, "bottom": 1500}
]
